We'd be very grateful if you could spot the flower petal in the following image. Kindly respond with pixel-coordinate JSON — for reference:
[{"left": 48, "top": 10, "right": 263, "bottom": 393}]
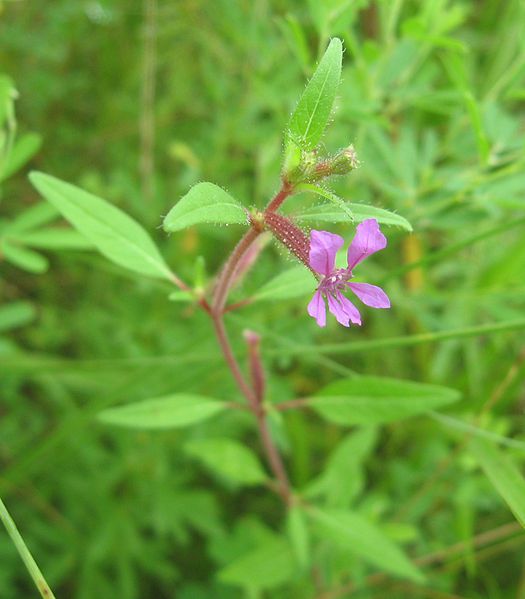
[
  {"left": 336, "top": 291, "right": 361, "bottom": 325},
  {"left": 307, "top": 290, "right": 326, "bottom": 327},
  {"left": 348, "top": 282, "right": 391, "bottom": 309},
  {"left": 346, "top": 219, "right": 387, "bottom": 271},
  {"left": 327, "top": 293, "right": 350, "bottom": 327},
  {"left": 309, "top": 230, "right": 344, "bottom": 276}
]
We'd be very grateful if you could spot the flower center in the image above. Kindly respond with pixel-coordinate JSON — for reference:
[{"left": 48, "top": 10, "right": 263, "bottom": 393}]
[{"left": 319, "top": 268, "right": 352, "bottom": 293}]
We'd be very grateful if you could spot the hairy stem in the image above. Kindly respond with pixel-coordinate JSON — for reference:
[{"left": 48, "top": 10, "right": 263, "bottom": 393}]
[
  {"left": 266, "top": 179, "right": 294, "bottom": 213},
  {"left": 207, "top": 182, "right": 295, "bottom": 502},
  {"left": 212, "top": 228, "right": 261, "bottom": 314}
]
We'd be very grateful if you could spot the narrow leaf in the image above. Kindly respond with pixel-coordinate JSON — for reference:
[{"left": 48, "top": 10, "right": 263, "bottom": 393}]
[
  {"left": 9, "top": 228, "right": 93, "bottom": 250},
  {"left": 98, "top": 394, "right": 227, "bottom": 429},
  {"left": 287, "top": 37, "right": 343, "bottom": 149},
  {"left": 306, "top": 428, "right": 378, "bottom": 506},
  {"left": 287, "top": 506, "right": 311, "bottom": 569},
  {"left": 1, "top": 240, "right": 48, "bottom": 273},
  {"left": 309, "top": 508, "right": 424, "bottom": 582},
  {"left": 296, "top": 185, "right": 413, "bottom": 230},
  {"left": 297, "top": 183, "right": 355, "bottom": 222},
  {"left": 307, "top": 376, "right": 461, "bottom": 425},
  {"left": 0, "top": 302, "right": 36, "bottom": 333},
  {"left": 29, "top": 172, "right": 173, "bottom": 280},
  {"left": 470, "top": 438, "right": 525, "bottom": 527},
  {"left": 0, "top": 133, "right": 42, "bottom": 182},
  {"left": 4, "top": 202, "right": 58, "bottom": 234},
  {"left": 163, "top": 182, "right": 247, "bottom": 232},
  {"left": 218, "top": 538, "right": 295, "bottom": 590},
  {"left": 184, "top": 438, "right": 268, "bottom": 486}
]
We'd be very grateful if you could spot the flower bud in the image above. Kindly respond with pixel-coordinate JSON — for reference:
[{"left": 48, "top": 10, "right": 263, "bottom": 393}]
[{"left": 329, "top": 144, "right": 359, "bottom": 175}]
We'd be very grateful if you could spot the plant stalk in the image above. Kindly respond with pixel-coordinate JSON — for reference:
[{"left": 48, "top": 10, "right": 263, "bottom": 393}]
[
  {"left": 207, "top": 182, "right": 295, "bottom": 503},
  {"left": 0, "top": 496, "right": 56, "bottom": 599}
]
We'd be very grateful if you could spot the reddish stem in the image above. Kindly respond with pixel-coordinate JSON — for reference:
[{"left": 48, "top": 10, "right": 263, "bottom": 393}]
[
  {"left": 266, "top": 179, "right": 294, "bottom": 212},
  {"left": 205, "top": 182, "right": 297, "bottom": 503},
  {"left": 212, "top": 228, "right": 261, "bottom": 315},
  {"left": 211, "top": 314, "right": 257, "bottom": 404},
  {"left": 211, "top": 314, "right": 291, "bottom": 503}
]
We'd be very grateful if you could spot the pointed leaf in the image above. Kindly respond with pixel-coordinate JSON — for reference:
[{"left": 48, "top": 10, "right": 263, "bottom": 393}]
[
  {"left": 218, "top": 537, "right": 295, "bottom": 590},
  {"left": 4, "top": 202, "right": 58, "bottom": 234},
  {"left": 287, "top": 506, "right": 311, "bottom": 569},
  {"left": 0, "top": 133, "right": 42, "bottom": 182},
  {"left": 98, "top": 394, "right": 227, "bottom": 429},
  {"left": 163, "top": 182, "right": 247, "bottom": 232},
  {"left": 0, "top": 302, "right": 36, "bottom": 333},
  {"left": 29, "top": 172, "right": 173, "bottom": 280},
  {"left": 309, "top": 508, "right": 424, "bottom": 582},
  {"left": 184, "top": 438, "right": 268, "bottom": 486},
  {"left": 1, "top": 240, "right": 48, "bottom": 273},
  {"left": 470, "top": 438, "right": 525, "bottom": 528},
  {"left": 296, "top": 185, "right": 412, "bottom": 230},
  {"left": 307, "top": 376, "right": 461, "bottom": 425},
  {"left": 297, "top": 183, "right": 355, "bottom": 222},
  {"left": 10, "top": 228, "right": 93, "bottom": 250},
  {"left": 287, "top": 37, "right": 343, "bottom": 149}
]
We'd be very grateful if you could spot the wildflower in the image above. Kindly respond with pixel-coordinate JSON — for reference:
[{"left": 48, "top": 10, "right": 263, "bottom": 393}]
[{"left": 307, "top": 219, "right": 390, "bottom": 327}]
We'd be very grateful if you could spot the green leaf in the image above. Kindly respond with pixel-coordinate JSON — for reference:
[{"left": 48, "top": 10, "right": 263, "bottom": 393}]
[
  {"left": 287, "top": 37, "right": 343, "bottom": 149},
  {"left": 0, "top": 133, "right": 42, "bottom": 182},
  {"left": 168, "top": 290, "right": 194, "bottom": 303},
  {"left": 309, "top": 508, "right": 424, "bottom": 583},
  {"left": 4, "top": 202, "right": 58, "bottom": 234},
  {"left": 218, "top": 537, "right": 295, "bottom": 590},
  {"left": 0, "top": 75, "right": 16, "bottom": 129},
  {"left": 306, "top": 428, "right": 378, "bottom": 506},
  {"left": 163, "top": 182, "right": 247, "bottom": 232},
  {"left": 97, "top": 394, "right": 227, "bottom": 430},
  {"left": 295, "top": 186, "right": 413, "bottom": 231},
  {"left": 0, "top": 302, "right": 36, "bottom": 334},
  {"left": 286, "top": 506, "right": 311, "bottom": 569},
  {"left": 297, "top": 183, "right": 355, "bottom": 222},
  {"left": 184, "top": 438, "right": 268, "bottom": 486},
  {"left": 431, "top": 412, "right": 525, "bottom": 452},
  {"left": 253, "top": 266, "right": 315, "bottom": 302},
  {"left": 307, "top": 376, "right": 461, "bottom": 425},
  {"left": 1, "top": 240, "right": 48, "bottom": 273},
  {"left": 29, "top": 172, "right": 173, "bottom": 280},
  {"left": 9, "top": 228, "right": 93, "bottom": 250},
  {"left": 470, "top": 438, "right": 525, "bottom": 528}
]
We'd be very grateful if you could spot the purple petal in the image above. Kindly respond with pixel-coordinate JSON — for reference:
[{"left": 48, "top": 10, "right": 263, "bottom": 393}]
[
  {"left": 307, "top": 290, "right": 326, "bottom": 327},
  {"left": 348, "top": 282, "right": 391, "bottom": 309},
  {"left": 309, "top": 230, "right": 344, "bottom": 276},
  {"left": 327, "top": 293, "right": 350, "bottom": 327},
  {"left": 346, "top": 219, "right": 387, "bottom": 271},
  {"left": 336, "top": 291, "right": 362, "bottom": 325}
]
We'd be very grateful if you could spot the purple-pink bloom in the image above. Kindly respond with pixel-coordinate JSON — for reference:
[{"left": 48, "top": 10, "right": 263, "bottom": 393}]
[{"left": 307, "top": 219, "right": 391, "bottom": 328}]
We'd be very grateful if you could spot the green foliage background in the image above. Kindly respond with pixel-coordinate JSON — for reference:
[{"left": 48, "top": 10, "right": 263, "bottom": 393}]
[{"left": 1, "top": 1, "right": 525, "bottom": 597}]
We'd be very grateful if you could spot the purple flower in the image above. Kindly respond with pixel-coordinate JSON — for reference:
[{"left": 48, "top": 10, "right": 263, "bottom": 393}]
[{"left": 307, "top": 219, "right": 391, "bottom": 327}]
